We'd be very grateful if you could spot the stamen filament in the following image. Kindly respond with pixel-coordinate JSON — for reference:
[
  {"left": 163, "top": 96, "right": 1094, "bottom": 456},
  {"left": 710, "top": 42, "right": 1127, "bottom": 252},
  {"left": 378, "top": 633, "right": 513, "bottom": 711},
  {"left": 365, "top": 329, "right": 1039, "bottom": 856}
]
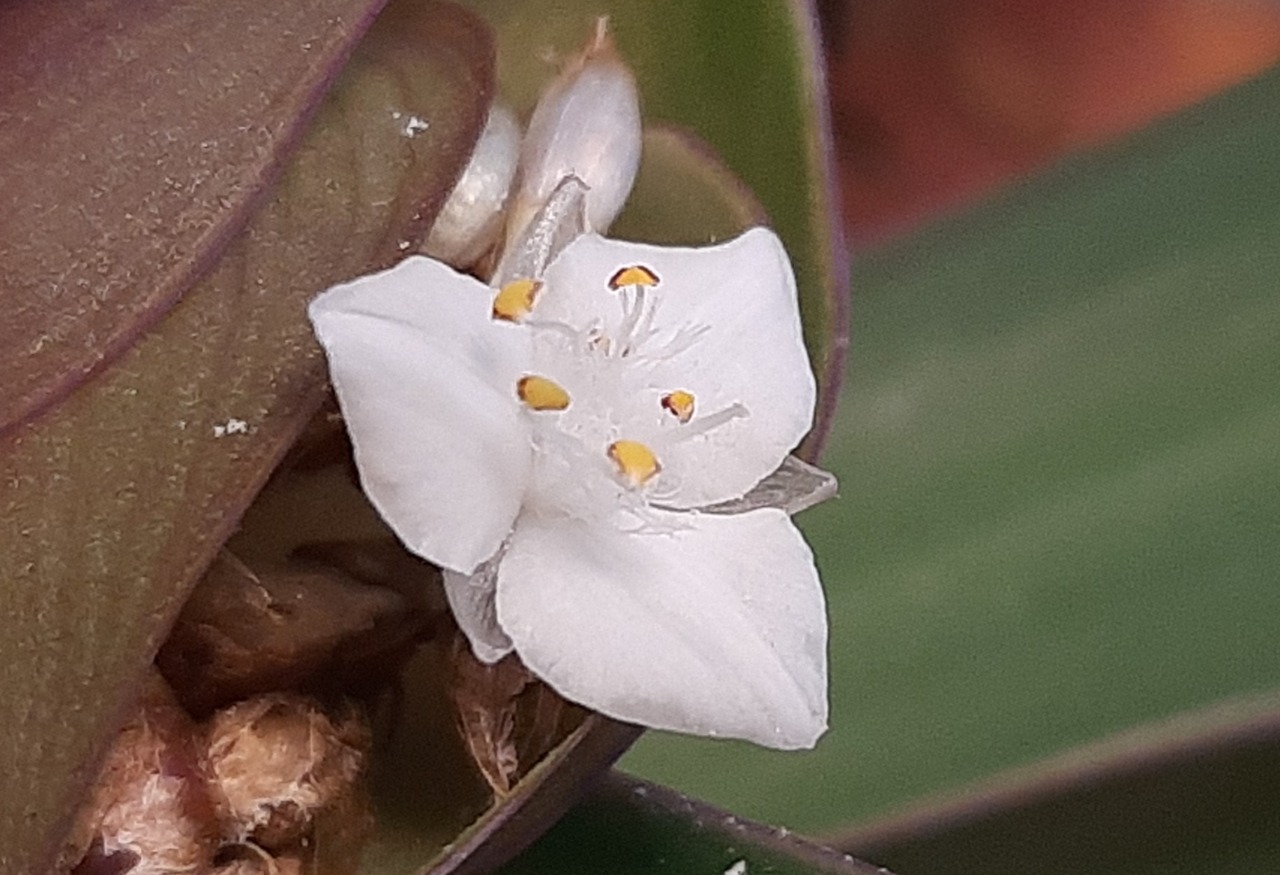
[
  {"left": 614, "top": 284, "right": 647, "bottom": 356},
  {"left": 606, "top": 264, "right": 660, "bottom": 357},
  {"left": 678, "top": 403, "right": 748, "bottom": 440},
  {"left": 524, "top": 318, "right": 582, "bottom": 346}
]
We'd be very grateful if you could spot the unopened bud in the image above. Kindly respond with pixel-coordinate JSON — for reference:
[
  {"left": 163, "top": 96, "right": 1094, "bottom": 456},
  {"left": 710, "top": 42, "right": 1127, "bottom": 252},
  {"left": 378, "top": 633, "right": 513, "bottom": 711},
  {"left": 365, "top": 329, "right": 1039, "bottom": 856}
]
[
  {"left": 505, "top": 18, "right": 641, "bottom": 250},
  {"left": 423, "top": 103, "right": 521, "bottom": 269}
]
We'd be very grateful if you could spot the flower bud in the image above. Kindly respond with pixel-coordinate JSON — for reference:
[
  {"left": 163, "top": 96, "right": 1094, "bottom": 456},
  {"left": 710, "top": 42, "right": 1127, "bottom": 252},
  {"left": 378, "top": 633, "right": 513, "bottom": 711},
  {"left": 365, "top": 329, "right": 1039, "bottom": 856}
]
[
  {"left": 505, "top": 18, "right": 641, "bottom": 250},
  {"left": 423, "top": 103, "right": 521, "bottom": 269}
]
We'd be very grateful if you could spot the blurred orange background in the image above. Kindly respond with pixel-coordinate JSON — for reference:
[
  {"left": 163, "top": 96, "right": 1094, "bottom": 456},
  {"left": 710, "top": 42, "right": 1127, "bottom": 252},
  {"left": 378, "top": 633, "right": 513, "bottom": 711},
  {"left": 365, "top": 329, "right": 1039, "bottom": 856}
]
[{"left": 825, "top": 0, "right": 1280, "bottom": 246}]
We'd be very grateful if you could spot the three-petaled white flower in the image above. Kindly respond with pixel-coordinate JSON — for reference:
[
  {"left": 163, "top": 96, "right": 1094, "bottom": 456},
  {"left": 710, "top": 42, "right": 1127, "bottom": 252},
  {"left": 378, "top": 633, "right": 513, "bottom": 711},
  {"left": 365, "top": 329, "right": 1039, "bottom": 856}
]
[{"left": 309, "top": 214, "right": 830, "bottom": 749}]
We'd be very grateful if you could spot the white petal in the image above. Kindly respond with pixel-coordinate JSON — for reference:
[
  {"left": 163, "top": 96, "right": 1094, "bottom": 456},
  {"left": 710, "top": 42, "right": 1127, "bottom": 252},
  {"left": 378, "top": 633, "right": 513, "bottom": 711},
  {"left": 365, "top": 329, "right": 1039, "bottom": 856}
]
[
  {"left": 443, "top": 554, "right": 514, "bottom": 664},
  {"left": 309, "top": 257, "right": 532, "bottom": 573},
  {"left": 495, "top": 508, "right": 828, "bottom": 749},
  {"left": 540, "top": 228, "right": 816, "bottom": 507}
]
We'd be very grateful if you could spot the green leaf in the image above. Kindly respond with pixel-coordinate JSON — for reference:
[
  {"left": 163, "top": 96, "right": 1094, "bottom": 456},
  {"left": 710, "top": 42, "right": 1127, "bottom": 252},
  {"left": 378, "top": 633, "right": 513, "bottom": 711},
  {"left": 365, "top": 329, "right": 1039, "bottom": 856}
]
[
  {"left": 0, "top": 0, "right": 385, "bottom": 432},
  {"left": 457, "top": 0, "right": 848, "bottom": 455},
  {"left": 829, "top": 691, "right": 1280, "bottom": 875},
  {"left": 623, "top": 59, "right": 1280, "bottom": 846},
  {"left": 0, "top": 3, "right": 493, "bottom": 870},
  {"left": 497, "top": 772, "right": 894, "bottom": 875},
  {"left": 612, "top": 125, "right": 768, "bottom": 245}
]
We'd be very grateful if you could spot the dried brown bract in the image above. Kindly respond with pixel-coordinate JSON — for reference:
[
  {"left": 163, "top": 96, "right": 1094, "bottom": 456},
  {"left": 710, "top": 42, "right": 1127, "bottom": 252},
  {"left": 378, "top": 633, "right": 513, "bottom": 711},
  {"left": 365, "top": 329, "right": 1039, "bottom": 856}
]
[
  {"left": 210, "top": 843, "right": 305, "bottom": 875},
  {"left": 448, "top": 632, "right": 587, "bottom": 798},
  {"left": 157, "top": 551, "right": 431, "bottom": 717},
  {"left": 204, "top": 693, "right": 372, "bottom": 868},
  {"left": 64, "top": 687, "right": 373, "bottom": 875},
  {"left": 62, "top": 678, "right": 218, "bottom": 875}
]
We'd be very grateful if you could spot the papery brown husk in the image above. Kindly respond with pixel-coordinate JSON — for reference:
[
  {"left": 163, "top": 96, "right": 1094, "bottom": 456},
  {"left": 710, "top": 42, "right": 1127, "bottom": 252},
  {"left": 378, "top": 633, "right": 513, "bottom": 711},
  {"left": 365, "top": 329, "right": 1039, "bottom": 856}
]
[
  {"left": 61, "top": 675, "right": 219, "bottom": 875},
  {"left": 448, "top": 632, "right": 589, "bottom": 800},
  {"left": 205, "top": 693, "right": 373, "bottom": 870},
  {"left": 156, "top": 549, "right": 438, "bottom": 717},
  {"left": 63, "top": 681, "right": 375, "bottom": 875}
]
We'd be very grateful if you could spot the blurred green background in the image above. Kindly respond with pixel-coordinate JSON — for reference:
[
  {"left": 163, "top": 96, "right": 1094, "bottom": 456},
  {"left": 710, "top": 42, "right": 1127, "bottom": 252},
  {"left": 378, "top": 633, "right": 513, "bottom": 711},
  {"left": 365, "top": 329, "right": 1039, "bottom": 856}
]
[{"left": 621, "top": 46, "right": 1280, "bottom": 847}]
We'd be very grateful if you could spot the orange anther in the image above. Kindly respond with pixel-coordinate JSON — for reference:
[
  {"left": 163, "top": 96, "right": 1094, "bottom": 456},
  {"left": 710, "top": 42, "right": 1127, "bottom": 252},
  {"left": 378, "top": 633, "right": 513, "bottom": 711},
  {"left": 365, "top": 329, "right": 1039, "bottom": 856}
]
[
  {"left": 517, "top": 375, "right": 571, "bottom": 411},
  {"left": 661, "top": 390, "right": 695, "bottom": 423},
  {"left": 607, "top": 440, "right": 661, "bottom": 487},
  {"left": 493, "top": 278, "right": 542, "bottom": 321},
  {"left": 607, "top": 264, "right": 660, "bottom": 290}
]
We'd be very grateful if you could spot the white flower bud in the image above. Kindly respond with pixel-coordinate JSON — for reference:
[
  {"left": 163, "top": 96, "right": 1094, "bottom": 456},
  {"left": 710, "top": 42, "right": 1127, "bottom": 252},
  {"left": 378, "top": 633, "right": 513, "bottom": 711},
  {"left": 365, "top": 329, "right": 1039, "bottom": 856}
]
[
  {"left": 423, "top": 103, "right": 521, "bottom": 269},
  {"left": 505, "top": 18, "right": 642, "bottom": 251}
]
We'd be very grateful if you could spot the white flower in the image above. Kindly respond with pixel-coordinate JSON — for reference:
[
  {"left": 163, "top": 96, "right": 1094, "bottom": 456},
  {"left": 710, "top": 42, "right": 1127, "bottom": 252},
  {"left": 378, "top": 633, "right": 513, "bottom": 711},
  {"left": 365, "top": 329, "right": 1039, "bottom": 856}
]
[{"left": 309, "top": 216, "right": 830, "bottom": 749}]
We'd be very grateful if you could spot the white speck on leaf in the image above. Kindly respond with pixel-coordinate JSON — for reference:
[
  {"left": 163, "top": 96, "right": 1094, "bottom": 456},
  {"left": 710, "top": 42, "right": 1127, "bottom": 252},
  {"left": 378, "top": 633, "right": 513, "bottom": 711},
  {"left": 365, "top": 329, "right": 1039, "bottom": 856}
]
[
  {"left": 212, "top": 418, "right": 249, "bottom": 438},
  {"left": 724, "top": 860, "right": 747, "bottom": 875},
  {"left": 403, "top": 115, "right": 429, "bottom": 137}
]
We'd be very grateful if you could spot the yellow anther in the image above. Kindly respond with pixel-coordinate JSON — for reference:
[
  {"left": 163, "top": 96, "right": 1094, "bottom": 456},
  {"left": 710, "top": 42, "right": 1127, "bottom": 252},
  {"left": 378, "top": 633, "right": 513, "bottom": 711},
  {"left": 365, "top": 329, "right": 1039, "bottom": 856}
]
[
  {"left": 492, "top": 278, "right": 542, "bottom": 321},
  {"left": 517, "top": 375, "right": 571, "bottom": 411},
  {"left": 661, "top": 390, "right": 695, "bottom": 424},
  {"left": 607, "top": 440, "right": 661, "bottom": 487},
  {"left": 607, "top": 264, "right": 660, "bottom": 290}
]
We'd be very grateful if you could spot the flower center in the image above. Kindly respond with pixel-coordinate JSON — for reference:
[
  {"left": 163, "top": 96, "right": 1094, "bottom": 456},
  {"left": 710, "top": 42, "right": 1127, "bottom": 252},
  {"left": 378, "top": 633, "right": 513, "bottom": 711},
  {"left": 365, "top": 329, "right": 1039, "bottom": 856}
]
[{"left": 494, "top": 262, "right": 747, "bottom": 522}]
